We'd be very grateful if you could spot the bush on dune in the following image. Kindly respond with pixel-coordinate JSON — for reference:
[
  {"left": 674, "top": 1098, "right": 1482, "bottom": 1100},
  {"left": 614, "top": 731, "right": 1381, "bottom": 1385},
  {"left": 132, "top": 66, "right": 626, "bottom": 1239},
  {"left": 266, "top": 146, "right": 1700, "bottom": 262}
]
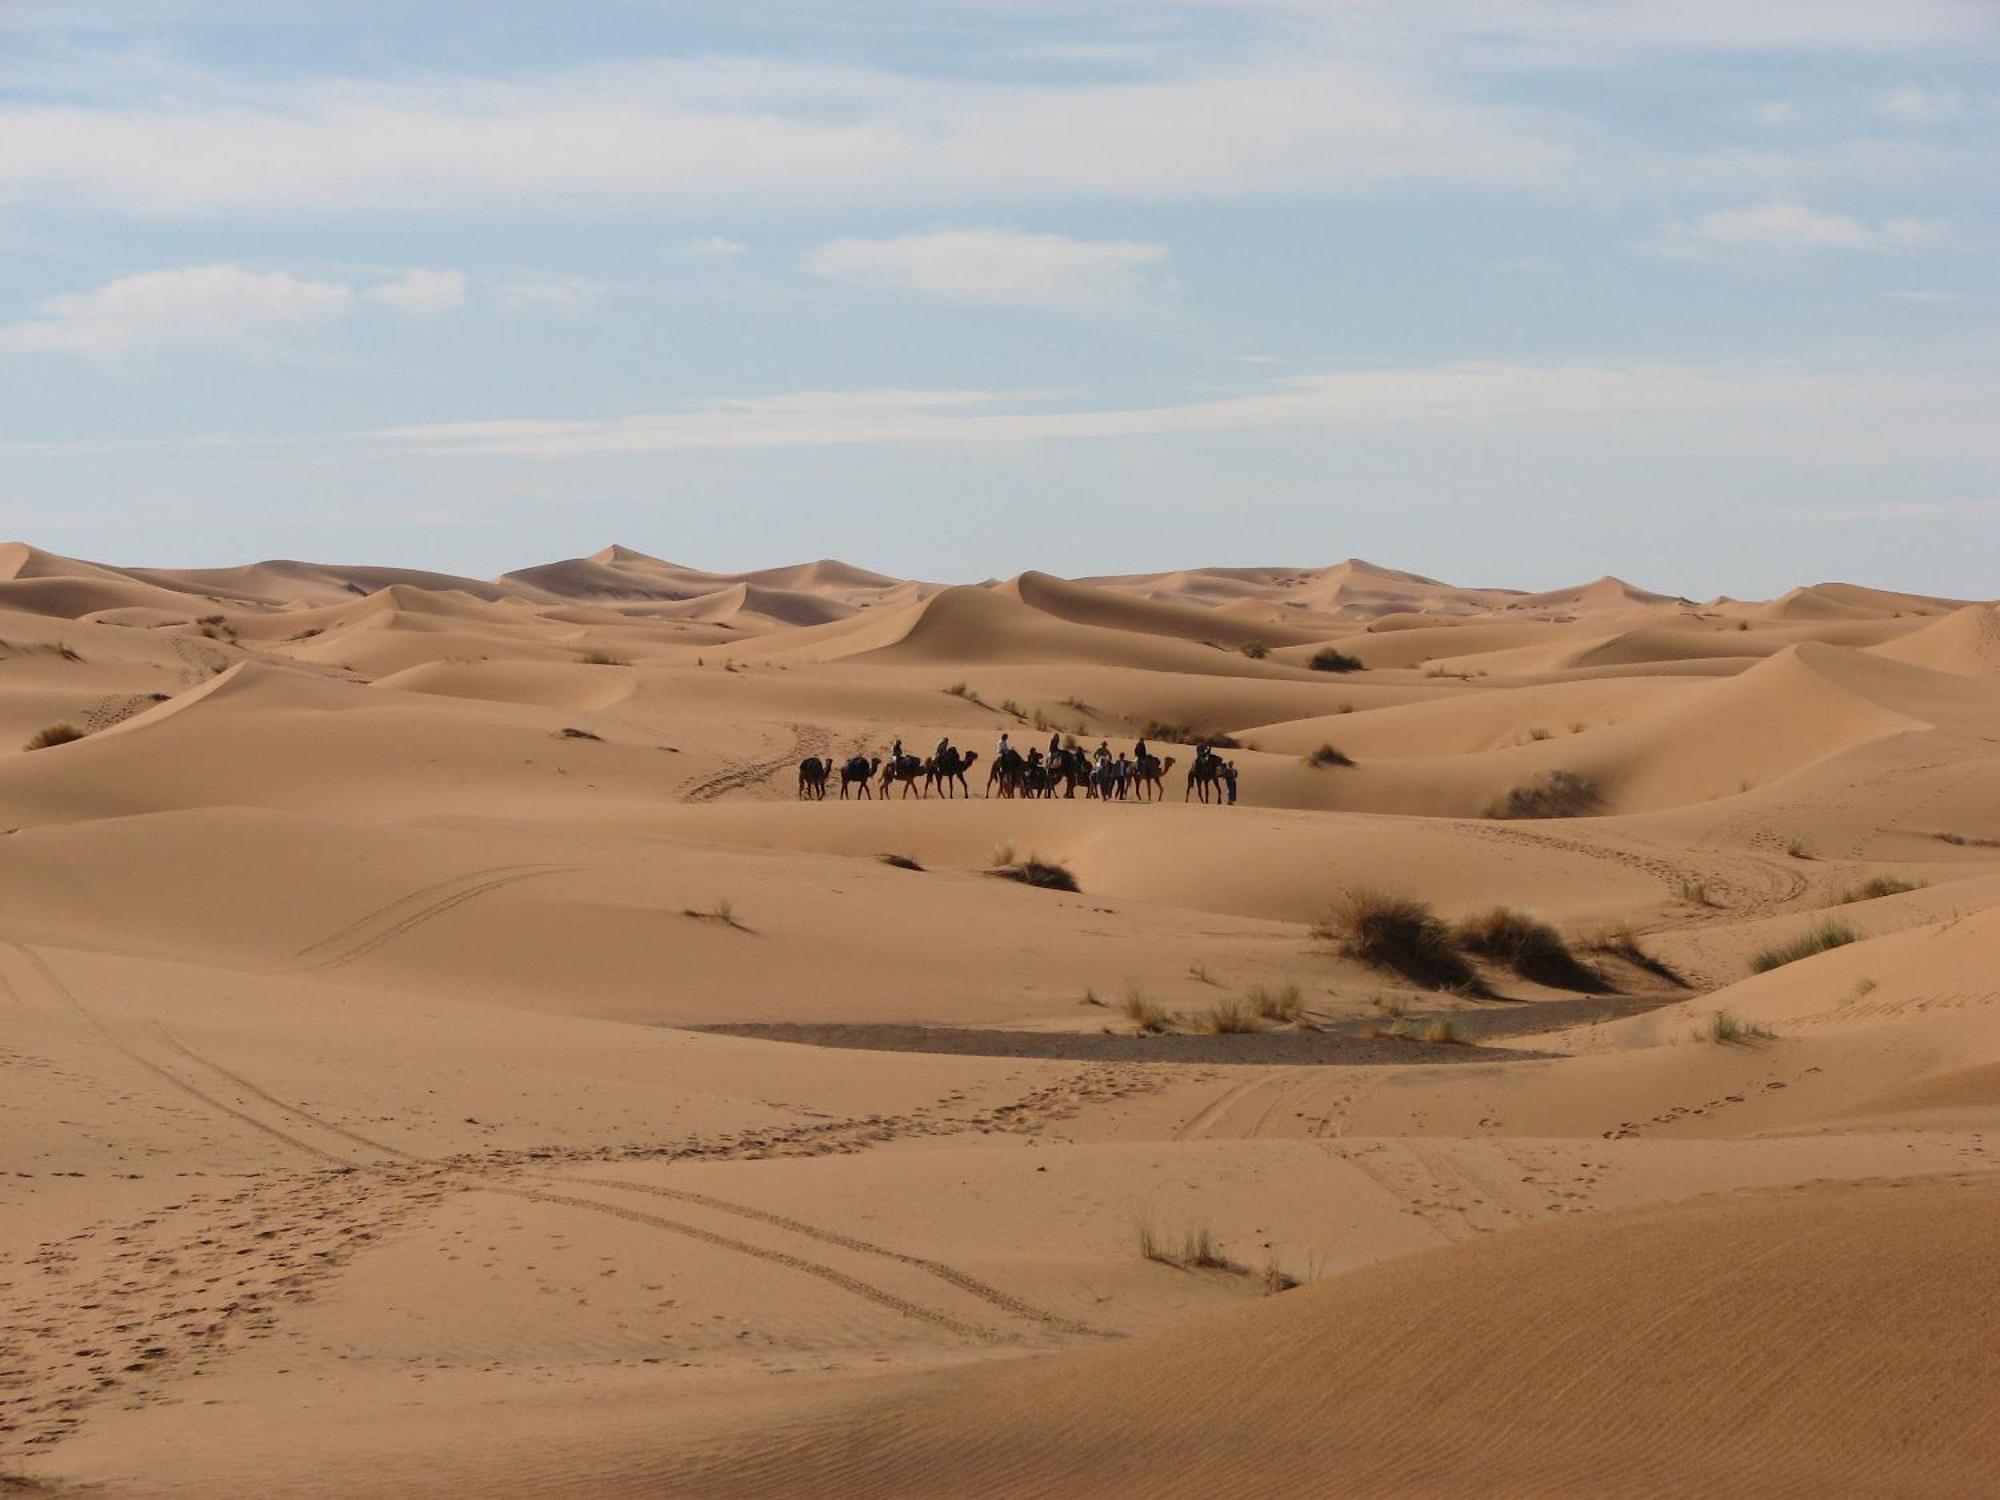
[
  {"left": 1308, "top": 647, "right": 1364, "bottom": 673},
  {"left": 1453, "top": 907, "right": 1603, "bottom": 991},
  {"left": 1315, "top": 888, "right": 1482, "bottom": 993},
  {"left": 23, "top": 722, "right": 85, "bottom": 751},
  {"left": 1485, "top": 770, "right": 1602, "bottom": 820},
  {"left": 1750, "top": 921, "right": 1858, "bottom": 973}
]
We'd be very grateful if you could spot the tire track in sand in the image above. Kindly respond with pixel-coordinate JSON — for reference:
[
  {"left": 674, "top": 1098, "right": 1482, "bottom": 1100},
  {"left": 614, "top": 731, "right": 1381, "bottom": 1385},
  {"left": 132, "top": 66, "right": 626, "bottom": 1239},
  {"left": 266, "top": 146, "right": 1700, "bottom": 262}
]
[
  {"left": 283, "top": 863, "right": 575, "bottom": 973},
  {"left": 680, "top": 722, "right": 830, "bottom": 803}
]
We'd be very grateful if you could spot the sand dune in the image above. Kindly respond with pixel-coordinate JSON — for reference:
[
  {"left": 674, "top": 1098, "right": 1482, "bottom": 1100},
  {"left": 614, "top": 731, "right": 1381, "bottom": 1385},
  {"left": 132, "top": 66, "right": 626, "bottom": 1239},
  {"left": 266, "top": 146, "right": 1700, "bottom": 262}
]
[{"left": 5, "top": 540, "right": 1997, "bottom": 1500}]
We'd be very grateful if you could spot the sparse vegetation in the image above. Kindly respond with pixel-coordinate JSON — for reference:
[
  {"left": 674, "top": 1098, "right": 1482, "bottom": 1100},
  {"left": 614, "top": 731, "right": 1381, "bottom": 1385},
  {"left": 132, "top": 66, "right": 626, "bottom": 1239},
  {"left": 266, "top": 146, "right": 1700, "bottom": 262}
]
[
  {"left": 1139, "top": 721, "right": 1241, "bottom": 750},
  {"left": 681, "top": 898, "right": 749, "bottom": 931},
  {"left": 1750, "top": 921, "right": 1859, "bottom": 973},
  {"left": 556, "top": 726, "right": 603, "bottom": 741},
  {"left": 1246, "top": 982, "right": 1304, "bottom": 1022},
  {"left": 1314, "top": 888, "right": 1481, "bottom": 992},
  {"left": 1485, "top": 769, "right": 1602, "bottom": 820},
  {"left": 990, "top": 839, "right": 1018, "bottom": 868},
  {"left": 1695, "top": 1010, "right": 1775, "bottom": 1044},
  {"left": 1416, "top": 1016, "right": 1467, "bottom": 1045},
  {"left": 1121, "top": 987, "right": 1172, "bottom": 1033},
  {"left": 1933, "top": 831, "right": 2000, "bottom": 849},
  {"left": 1674, "top": 878, "right": 1716, "bottom": 907},
  {"left": 1198, "top": 996, "right": 1265, "bottom": 1034},
  {"left": 290, "top": 626, "right": 324, "bottom": 641},
  {"left": 1527, "top": 726, "right": 1552, "bottom": 741},
  {"left": 55, "top": 641, "right": 82, "bottom": 663},
  {"left": 1785, "top": 837, "right": 1812, "bottom": 860},
  {"left": 878, "top": 853, "right": 925, "bottom": 872},
  {"left": 992, "top": 856, "right": 1080, "bottom": 893},
  {"left": 1453, "top": 907, "right": 1601, "bottom": 990},
  {"left": 1305, "top": 742, "right": 1354, "bottom": 769},
  {"left": 23, "top": 722, "right": 86, "bottom": 751},
  {"left": 579, "top": 649, "right": 627, "bottom": 666},
  {"left": 1241, "top": 641, "right": 1270, "bottom": 659},
  {"left": 1308, "top": 647, "right": 1364, "bottom": 673},
  {"left": 998, "top": 697, "right": 1027, "bottom": 718},
  {"left": 1136, "top": 1221, "right": 1244, "bottom": 1273},
  {"left": 1833, "top": 875, "right": 1923, "bottom": 904},
  {"left": 1582, "top": 923, "right": 1686, "bottom": 986}
]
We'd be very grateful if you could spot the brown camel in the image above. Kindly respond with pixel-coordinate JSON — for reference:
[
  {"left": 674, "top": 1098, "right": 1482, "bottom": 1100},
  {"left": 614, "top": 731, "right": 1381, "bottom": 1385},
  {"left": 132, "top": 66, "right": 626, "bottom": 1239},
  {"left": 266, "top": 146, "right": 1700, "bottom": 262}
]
[
  {"left": 797, "top": 756, "right": 831, "bottom": 800},
  {"left": 929, "top": 747, "right": 980, "bottom": 798},
  {"left": 879, "top": 754, "right": 929, "bottom": 799}
]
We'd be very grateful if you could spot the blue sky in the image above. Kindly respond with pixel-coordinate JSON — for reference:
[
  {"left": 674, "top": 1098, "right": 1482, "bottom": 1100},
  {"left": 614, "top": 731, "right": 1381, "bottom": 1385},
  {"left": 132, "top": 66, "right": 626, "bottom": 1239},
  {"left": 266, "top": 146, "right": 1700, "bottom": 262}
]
[{"left": 2, "top": 1, "right": 1995, "bottom": 596}]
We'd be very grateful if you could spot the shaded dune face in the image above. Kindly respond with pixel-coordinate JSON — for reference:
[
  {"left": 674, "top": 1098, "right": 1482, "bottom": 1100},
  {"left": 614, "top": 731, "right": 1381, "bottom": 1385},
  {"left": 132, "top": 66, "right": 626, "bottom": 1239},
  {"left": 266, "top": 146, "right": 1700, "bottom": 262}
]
[{"left": 3, "top": 543, "right": 1996, "bottom": 1500}]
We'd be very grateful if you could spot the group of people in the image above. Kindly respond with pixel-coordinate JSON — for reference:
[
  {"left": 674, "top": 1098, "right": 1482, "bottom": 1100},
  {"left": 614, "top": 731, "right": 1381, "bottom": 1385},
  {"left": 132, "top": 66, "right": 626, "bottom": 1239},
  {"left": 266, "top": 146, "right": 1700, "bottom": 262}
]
[{"left": 879, "top": 729, "right": 1238, "bottom": 804}]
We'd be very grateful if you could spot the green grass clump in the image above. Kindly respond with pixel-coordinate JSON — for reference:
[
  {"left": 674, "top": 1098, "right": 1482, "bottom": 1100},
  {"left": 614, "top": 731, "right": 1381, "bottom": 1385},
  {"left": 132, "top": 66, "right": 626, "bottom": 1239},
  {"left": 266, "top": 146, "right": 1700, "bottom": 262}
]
[
  {"left": 1749, "top": 921, "right": 1859, "bottom": 974},
  {"left": 1453, "top": 907, "right": 1602, "bottom": 990},
  {"left": 1315, "top": 888, "right": 1481, "bottom": 993},
  {"left": 1308, "top": 647, "right": 1364, "bottom": 673}
]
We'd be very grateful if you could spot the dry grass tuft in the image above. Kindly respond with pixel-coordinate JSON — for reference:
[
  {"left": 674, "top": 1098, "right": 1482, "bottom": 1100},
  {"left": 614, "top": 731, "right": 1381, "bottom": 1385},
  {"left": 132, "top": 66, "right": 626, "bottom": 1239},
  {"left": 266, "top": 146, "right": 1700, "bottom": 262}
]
[
  {"left": 1696, "top": 1010, "right": 1776, "bottom": 1044},
  {"left": 1305, "top": 742, "right": 1354, "bottom": 769},
  {"left": 1833, "top": 875, "right": 1922, "bottom": 904},
  {"left": 1198, "top": 997, "right": 1265, "bottom": 1034},
  {"left": 878, "top": 853, "right": 925, "bottom": 872},
  {"left": 1485, "top": 769, "right": 1601, "bottom": 819},
  {"left": 1453, "top": 907, "right": 1602, "bottom": 990},
  {"left": 1750, "top": 921, "right": 1858, "bottom": 973},
  {"left": 991, "top": 857, "right": 1080, "bottom": 893},
  {"left": 682, "top": 898, "right": 749, "bottom": 932},
  {"left": 557, "top": 726, "right": 603, "bottom": 741},
  {"left": 1136, "top": 1221, "right": 1246, "bottom": 1274},
  {"left": 1315, "top": 888, "right": 1481, "bottom": 992},
  {"left": 1121, "top": 987, "right": 1172, "bottom": 1033},
  {"left": 1246, "top": 982, "right": 1304, "bottom": 1022},
  {"left": 579, "top": 649, "right": 627, "bottom": 666},
  {"left": 1582, "top": 923, "right": 1687, "bottom": 986}
]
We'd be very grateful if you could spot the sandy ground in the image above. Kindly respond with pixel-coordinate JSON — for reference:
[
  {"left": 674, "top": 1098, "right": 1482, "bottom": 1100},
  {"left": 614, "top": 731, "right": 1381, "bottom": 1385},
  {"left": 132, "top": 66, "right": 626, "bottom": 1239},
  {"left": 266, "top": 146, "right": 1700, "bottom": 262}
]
[{"left": 2, "top": 541, "right": 1996, "bottom": 1497}]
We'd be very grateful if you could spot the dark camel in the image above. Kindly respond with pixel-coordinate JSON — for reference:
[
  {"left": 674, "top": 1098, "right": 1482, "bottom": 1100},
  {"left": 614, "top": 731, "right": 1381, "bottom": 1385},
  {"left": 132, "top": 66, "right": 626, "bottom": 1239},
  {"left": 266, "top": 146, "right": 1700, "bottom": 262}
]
[
  {"left": 839, "top": 755, "right": 881, "bottom": 800},
  {"left": 929, "top": 747, "right": 980, "bottom": 798},
  {"left": 878, "top": 754, "right": 929, "bottom": 799},
  {"left": 797, "top": 756, "right": 831, "bottom": 800},
  {"left": 1186, "top": 756, "right": 1228, "bottom": 803},
  {"left": 1129, "top": 754, "right": 1176, "bottom": 801}
]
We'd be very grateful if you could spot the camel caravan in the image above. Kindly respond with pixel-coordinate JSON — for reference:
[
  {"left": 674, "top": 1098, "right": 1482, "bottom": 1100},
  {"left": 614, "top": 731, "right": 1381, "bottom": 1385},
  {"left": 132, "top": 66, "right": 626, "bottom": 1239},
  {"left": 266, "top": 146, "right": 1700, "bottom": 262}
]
[{"left": 798, "top": 731, "right": 1240, "bottom": 805}]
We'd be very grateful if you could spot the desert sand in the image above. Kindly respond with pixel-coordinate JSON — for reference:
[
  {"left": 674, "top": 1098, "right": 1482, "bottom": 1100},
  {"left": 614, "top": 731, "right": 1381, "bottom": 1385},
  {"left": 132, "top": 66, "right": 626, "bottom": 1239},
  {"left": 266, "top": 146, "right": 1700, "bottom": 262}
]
[{"left": 2, "top": 540, "right": 1996, "bottom": 1498}]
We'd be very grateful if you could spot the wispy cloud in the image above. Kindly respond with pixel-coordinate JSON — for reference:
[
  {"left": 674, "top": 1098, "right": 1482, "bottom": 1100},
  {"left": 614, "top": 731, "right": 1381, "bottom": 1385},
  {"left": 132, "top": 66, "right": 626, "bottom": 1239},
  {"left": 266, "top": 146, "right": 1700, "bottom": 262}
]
[
  {"left": 670, "top": 236, "right": 748, "bottom": 260},
  {"left": 363, "top": 362, "right": 1998, "bottom": 461},
  {"left": 1869, "top": 85, "right": 1965, "bottom": 126},
  {"left": 1648, "top": 200, "right": 1956, "bottom": 256},
  {"left": 493, "top": 274, "right": 603, "bottom": 314},
  {"left": 804, "top": 228, "right": 1168, "bottom": 312},
  {"left": 363, "top": 267, "right": 467, "bottom": 316}
]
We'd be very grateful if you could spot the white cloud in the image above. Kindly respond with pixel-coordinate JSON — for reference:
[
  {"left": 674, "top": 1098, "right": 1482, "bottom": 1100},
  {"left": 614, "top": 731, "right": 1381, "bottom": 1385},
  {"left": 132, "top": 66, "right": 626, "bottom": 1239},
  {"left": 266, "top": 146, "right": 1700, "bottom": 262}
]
[
  {"left": 1870, "top": 86, "right": 1965, "bottom": 126},
  {"left": 0, "top": 263, "right": 352, "bottom": 357},
  {"left": 493, "top": 274, "right": 603, "bottom": 314},
  {"left": 363, "top": 267, "right": 467, "bottom": 316},
  {"left": 1746, "top": 99, "right": 1803, "bottom": 128},
  {"left": 804, "top": 228, "right": 1168, "bottom": 311},
  {"left": 1883, "top": 288, "right": 1960, "bottom": 302},
  {"left": 671, "top": 236, "right": 748, "bottom": 260},
  {"left": 1653, "top": 200, "right": 1955, "bottom": 255}
]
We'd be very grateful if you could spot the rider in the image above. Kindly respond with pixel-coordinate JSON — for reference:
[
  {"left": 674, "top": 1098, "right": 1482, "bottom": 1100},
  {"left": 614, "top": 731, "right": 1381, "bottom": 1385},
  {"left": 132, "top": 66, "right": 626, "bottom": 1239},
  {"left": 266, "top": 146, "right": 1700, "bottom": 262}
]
[
  {"left": 1133, "top": 736, "right": 1149, "bottom": 764},
  {"left": 997, "top": 730, "right": 1012, "bottom": 762},
  {"left": 892, "top": 736, "right": 904, "bottom": 763},
  {"left": 935, "top": 735, "right": 951, "bottom": 764},
  {"left": 1094, "top": 739, "right": 1112, "bottom": 767},
  {"left": 1048, "top": 730, "right": 1062, "bottom": 759}
]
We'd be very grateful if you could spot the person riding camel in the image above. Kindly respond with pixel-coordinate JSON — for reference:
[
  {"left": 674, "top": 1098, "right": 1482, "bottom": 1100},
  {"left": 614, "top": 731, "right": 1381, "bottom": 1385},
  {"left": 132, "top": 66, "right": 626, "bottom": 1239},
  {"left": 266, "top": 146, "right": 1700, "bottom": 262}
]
[
  {"left": 1027, "top": 746, "right": 1043, "bottom": 767},
  {"left": 997, "top": 731, "right": 1012, "bottom": 761},
  {"left": 935, "top": 735, "right": 951, "bottom": 763},
  {"left": 1134, "top": 736, "right": 1149, "bottom": 763},
  {"left": 1094, "top": 740, "right": 1112, "bottom": 766},
  {"left": 1048, "top": 731, "right": 1062, "bottom": 758},
  {"left": 892, "top": 737, "right": 904, "bottom": 762}
]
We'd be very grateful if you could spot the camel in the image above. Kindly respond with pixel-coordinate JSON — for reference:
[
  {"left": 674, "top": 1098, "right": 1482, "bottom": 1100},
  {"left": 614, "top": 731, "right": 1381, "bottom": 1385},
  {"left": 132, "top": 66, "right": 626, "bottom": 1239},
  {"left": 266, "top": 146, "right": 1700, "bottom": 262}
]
[
  {"left": 1185, "top": 756, "right": 1229, "bottom": 804},
  {"left": 987, "top": 747, "right": 1026, "bottom": 799},
  {"left": 797, "top": 756, "right": 831, "bottom": 800},
  {"left": 878, "top": 754, "right": 929, "bottom": 799},
  {"left": 928, "top": 747, "right": 980, "bottom": 798},
  {"left": 839, "top": 755, "right": 881, "bottom": 800},
  {"left": 1087, "top": 758, "right": 1121, "bottom": 802},
  {"left": 1129, "top": 754, "right": 1175, "bottom": 801},
  {"left": 1046, "top": 745, "right": 1091, "bottom": 798}
]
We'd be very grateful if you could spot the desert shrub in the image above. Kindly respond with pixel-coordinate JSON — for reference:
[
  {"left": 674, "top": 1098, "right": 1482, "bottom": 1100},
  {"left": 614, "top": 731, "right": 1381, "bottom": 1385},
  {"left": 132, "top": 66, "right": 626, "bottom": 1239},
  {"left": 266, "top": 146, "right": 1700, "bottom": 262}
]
[
  {"left": 1785, "top": 837, "right": 1811, "bottom": 859},
  {"left": 1199, "top": 997, "right": 1264, "bottom": 1034},
  {"left": 290, "top": 626, "right": 324, "bottom": 641},
  {"left": 1695, "top": 1010, "right": 1775, "bottom": 1044},
  {"left": 681, "top": 898, "right": 747, "bottom": 931},
  {"left": 1485, "top": 770, "right": 1601, "bottom": 819},
  {"left": 1674, "top": 879, "right": 1715, "bottom": 907},
  {"left": 1140, "top": 721, "right": 1241, "bottom": 750},
  {"left": 1241, "top": 641, "right": 1270, "bottom": 659},
  {"left": 944, "top": 681, "right": 981, "bottom": 702},
  {"left": 1416, "top": 1016, "right": 1467, "bottom": 1045},
  {"left": 1750, "top": 921, "right": 1859, "bottom": 974},
  {"left": 557, "top": 726, "right": 603, "bottom": 741},
  {"left": 579, "top": 649, "right": 627, "bottom": 666},
  {"left": 1246, "top": 982, "right": 1303, "bottom": 1022},
  {"left": 1453, "top": 907, "right": 1602, "bottom": 990},
  {"left": 1305, "top": 743, "right": 1354, "bottom": 769},
  {"left": 1121, "top": 987, "right": 1171, "bottom": 1033},
  {"left": 878, "top": 853, "right": 925, "bottom": 872},
  {"left": 55, "top": 642, "right": 82, "bottom": 662},
  {"left": 999, "top": 698, "right": 1026, "bottom": 718},
  {"left": 1582, "top": 923, "right": 1686, "bottom": 986},
  {"left": 23, "top": 722, "right": 86, "bottom": 751},
  {"left": 1834, "top": 875, "right": 1922, "bottom": 904},
  {"left": 1012, "top": 859, "right": 1079, "bottom": 892},
  {"left": 1933, "top": 831, "right": 2000, "bottom": 848},
  {"left": 1527, "top": 726, "right": 1551, "bottom": 741},
  {"left": 1316, "top": 888, "right": 1481, "bottom": 992},
  {"left": 1308, "top": 647, "right": 1363, "bottom": 673}
]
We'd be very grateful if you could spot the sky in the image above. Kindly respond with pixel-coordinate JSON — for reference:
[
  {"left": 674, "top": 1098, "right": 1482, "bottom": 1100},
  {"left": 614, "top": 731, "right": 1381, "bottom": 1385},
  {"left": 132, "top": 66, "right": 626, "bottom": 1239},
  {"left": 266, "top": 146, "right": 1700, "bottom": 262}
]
[{"left": 1, "top": 0, "right": 1996, "bottom": 598}]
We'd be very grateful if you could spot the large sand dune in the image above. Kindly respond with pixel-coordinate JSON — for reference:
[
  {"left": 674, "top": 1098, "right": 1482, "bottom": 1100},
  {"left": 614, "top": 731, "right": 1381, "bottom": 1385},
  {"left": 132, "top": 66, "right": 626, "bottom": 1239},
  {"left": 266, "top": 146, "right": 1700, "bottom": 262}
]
[{"left": 3, "top": 540, "right": 1995, "bottom": 1499}]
